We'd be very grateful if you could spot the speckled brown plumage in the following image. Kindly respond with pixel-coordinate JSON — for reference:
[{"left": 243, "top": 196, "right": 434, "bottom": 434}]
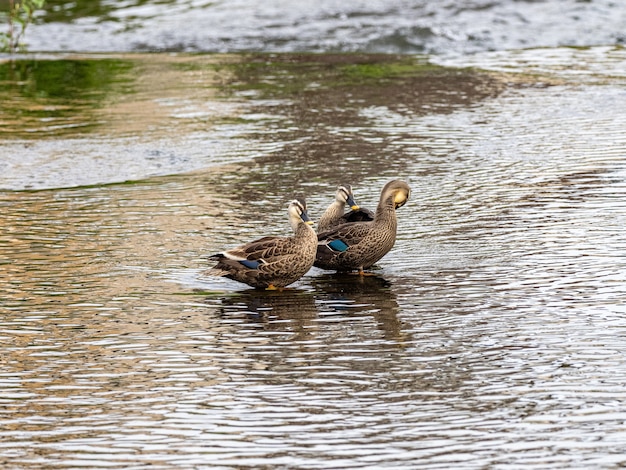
[
  {"left": 208, "top": 198, "right": 317, "bottom": 289},
  {"left": 315, "top": 180, "right": 410, "bottom": 273}
]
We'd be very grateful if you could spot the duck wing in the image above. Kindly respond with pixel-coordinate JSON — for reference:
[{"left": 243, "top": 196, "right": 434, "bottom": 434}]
[
  {"left": 213, "top": 235, "right": 301, "bottom": 266},
  {"left": 340, "top": 207, "right": 375, "bottom": 225},
  {"left": 317, "top": 221, "right": 373, "bottom": 252}
]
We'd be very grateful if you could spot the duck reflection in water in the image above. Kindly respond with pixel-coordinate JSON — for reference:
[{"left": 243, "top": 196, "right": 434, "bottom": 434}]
[
  {"left": 215, "top": 288, "right": 318, "bottom": 342},
  {"left": 310, "top": 272, "right": 411, "bottom": 344},
  {"left": 211, "top": 274, "right": 410, "bottom": 345}
]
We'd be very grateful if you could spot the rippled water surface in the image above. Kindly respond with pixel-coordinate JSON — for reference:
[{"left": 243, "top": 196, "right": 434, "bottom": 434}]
[
  {"left": 2, "top": 47, "right": 626, "bottom": 469},
  {"left": 23, "top": 0, "right": 626, "bottom": 55}
]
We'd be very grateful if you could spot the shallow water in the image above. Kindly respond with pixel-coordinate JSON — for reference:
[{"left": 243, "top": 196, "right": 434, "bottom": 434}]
[{"left": 2, "top": 47, "right": 626, "bottom": 468}]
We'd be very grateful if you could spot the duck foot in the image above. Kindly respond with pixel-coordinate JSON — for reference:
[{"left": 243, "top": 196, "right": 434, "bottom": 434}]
[
  {"left": 265, "top": 285, "right": 290, "bottom": 291},
  {"left": 347, "top": 269, "right": 375, "bottom": 277}
]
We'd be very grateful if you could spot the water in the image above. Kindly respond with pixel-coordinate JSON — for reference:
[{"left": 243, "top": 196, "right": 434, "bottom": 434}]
[
  {"left": 2, "top": 25, "right": 626, "bottom": 470},
  {"left": 22, "top": 0, "right": 626, "bottom": 55}
]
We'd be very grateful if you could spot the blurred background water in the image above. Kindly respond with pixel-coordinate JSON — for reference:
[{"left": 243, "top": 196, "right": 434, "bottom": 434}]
[
  {"left": 2, "top": 1, "right": 626, "bottom": 469},
  {"left": 22, "top": 0, "right": 626, "bottom": 55}
]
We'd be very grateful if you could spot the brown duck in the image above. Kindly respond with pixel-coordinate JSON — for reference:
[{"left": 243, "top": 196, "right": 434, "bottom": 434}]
[
  {"left": 208, "top": 198, "right": 317, "bottom": 289},
  {"left": 317, "top": 183, "right": 375, "bottom": 232},
  {"left": 315, "top": 180, "right": 410, "bottom": 274}
]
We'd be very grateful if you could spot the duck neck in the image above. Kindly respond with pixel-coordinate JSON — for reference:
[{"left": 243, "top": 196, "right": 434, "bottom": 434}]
[
  {"left": 327, "top": 200, "right": 344, "bottom": 218},
  {"left": 289, "top": 214, "right": 302, "bottom": 232},
  {"left": 295, "top": 221, "right": 315, "bottom": 239},
  {"left": 374, "top": 197, "right": 397, "bottom": 229},
  {"left": 319, "top": 200, "right": 344, "bottom": 229}
]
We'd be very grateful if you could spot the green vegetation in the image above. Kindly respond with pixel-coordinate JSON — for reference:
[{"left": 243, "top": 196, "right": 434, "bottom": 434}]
[{"left": 1, "top": 0, "right": 46, "bottom": 53}]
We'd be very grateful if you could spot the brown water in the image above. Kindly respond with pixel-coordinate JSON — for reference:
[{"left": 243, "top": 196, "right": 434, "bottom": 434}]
[{"left": 1, "top": 47, "right": 626, "bottom": 469}]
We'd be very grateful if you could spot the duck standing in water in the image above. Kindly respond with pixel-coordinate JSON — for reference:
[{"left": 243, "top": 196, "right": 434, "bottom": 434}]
[
  {"left": 208, "top": 198, "right": 317, "bottom": 290},
  {"left": 317, "top": 184, "right": 375, "bottom": 232},
  {"left": 315, "top": 180, "right": 410, "bottom": 274}
]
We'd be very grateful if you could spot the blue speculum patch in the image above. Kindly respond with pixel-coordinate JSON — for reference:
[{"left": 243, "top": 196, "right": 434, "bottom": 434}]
[
  {"left": 239, "top": 259, "right": 261, "bottom": 269},
  {"left": 328, "top": 239, "right": 349, "bottom": 252}
]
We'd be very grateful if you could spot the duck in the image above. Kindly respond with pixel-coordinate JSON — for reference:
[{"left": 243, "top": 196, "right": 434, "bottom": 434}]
[
  {"left": 315, "top": 180, "right": 411, "bottom": 274},
  {"left": 317, "top": 184, "right": 375, "bottom": 232},
  {"left": 207, "top": 198, "right": 318, "bottom": 290}
]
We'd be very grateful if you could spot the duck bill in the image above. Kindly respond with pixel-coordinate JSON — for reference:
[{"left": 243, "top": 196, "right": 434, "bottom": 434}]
[
  {"left": 347, "top": 195, "right": 360, "bottom": 211},
  {"left": 394, "top": 190, "right": 410, "bottom": 209},
  {"left": 300, "top": 210, "right": 315, "bottom": 225}
]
